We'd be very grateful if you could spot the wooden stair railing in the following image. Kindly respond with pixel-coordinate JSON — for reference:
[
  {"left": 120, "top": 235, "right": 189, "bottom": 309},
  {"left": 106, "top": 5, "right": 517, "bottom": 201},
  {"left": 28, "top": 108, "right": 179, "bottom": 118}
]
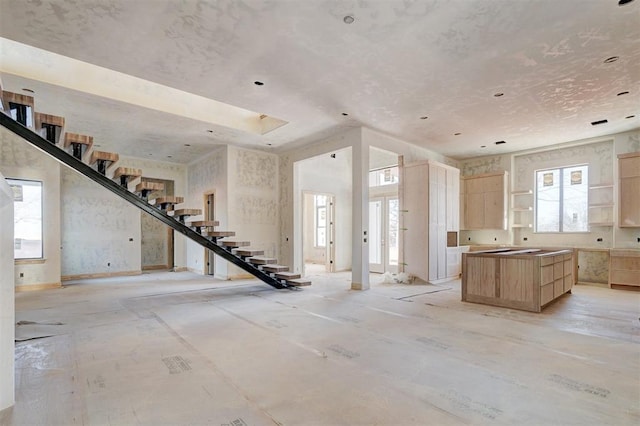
[{"left": 0, "top": 110, "right": 308, "bottom": 290}]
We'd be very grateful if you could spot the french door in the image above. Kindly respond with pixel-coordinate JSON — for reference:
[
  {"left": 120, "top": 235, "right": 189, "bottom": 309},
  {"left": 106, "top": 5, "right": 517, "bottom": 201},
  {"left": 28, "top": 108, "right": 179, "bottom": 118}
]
[{"left": 369, "top": 196, "right": 399, "bottom": 274}]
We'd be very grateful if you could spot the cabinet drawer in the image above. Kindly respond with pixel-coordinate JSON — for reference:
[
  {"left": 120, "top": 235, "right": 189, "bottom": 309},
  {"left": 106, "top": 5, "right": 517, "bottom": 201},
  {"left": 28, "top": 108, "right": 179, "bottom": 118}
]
[
  {"left": 541, "top": 265, "right": 554, "bottom": 285},
  {"left": 611, "top": 256, "right": 640, "bottom": 271},
  {"left": 610, "top": 270, "right": 640, "bottom": 286},
  {"left": 554, "top": 279, "right": 564, "bottom": 298},
  {"left": 564, "top": 275, "right": 573, "bottom": 292},
  {"left": 553, "top": 261, "right": 564, "bottom": 279}
]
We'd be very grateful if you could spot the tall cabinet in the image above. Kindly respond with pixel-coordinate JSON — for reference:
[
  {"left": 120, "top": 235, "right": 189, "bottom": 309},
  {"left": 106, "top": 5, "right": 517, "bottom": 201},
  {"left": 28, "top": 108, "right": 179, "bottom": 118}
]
[
  {"left": 461, "top": 171, "right": 508, "bottom": 230},
  {"left": 618, "top": 152, "right": 640, "bottom": 227},
  {"left": 402, "top": 160, "right": 460, "bottom": 283}
]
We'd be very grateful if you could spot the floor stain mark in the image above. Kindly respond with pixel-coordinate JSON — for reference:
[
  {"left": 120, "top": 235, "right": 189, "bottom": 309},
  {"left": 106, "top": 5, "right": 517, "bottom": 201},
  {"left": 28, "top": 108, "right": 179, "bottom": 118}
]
[{"left": 548, "top": 374, "right": 610, "bottom": 398}]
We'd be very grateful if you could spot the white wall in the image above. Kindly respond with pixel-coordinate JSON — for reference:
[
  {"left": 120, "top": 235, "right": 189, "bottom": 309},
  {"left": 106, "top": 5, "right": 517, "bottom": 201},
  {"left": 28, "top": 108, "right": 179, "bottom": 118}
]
[
  {"left": 60, "top": 167, "right": 141, "bottom": 277},
  {"left": 0, "top": 172, "right": 14, "bottom": 411},
  {"left": 297, "top": 149, "right": 353, "bottom": 272},
  {"left": 0, "top": 126, "right": 61, "bottom": 289},
  {"left": 185, "top": 146, "right": 228, "bottom": 277}
]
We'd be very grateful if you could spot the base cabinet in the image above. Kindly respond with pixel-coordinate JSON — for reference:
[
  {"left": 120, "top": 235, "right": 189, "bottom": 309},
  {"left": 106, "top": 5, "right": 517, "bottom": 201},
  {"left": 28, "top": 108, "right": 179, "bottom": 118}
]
[
  {"left": 609, "top": 249, "right": 640, "bottom": 290},
  {"left": 462, "top": 248, "right": 573, "bottom": 312}
]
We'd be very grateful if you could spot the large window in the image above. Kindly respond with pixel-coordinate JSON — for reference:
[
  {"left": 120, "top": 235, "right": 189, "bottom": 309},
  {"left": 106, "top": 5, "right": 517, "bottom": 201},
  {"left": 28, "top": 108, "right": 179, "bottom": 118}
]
[
  {"left": 314, "top": 195, "right": 327, "bottom": 247},
  {"left": 7, "top": 179, "right": 43, "bottom": 259},
  {"left": 369, "top": 166, "right": 399, "bottom": 187},
  {"left": 535, "top": 165, "right": 588, "bottom": 233}
]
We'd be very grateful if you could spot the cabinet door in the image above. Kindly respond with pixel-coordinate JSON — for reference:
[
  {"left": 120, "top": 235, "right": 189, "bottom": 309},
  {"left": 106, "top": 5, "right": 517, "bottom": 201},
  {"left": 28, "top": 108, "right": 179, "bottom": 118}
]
[
  {"left": 446, "top": 169, "right": 460, "bottom": 232},
  {"left": 619, "top": 154, "right": 640, "bottom": 227},
  {"left": 484, "top": 190, "right": 505, "bottom": 229},
  {"left": 403, "top": 164, "right": 429, "bottom": 280},
  {"left": 465, "top": 193, "right": 485, "bottom": 229}
]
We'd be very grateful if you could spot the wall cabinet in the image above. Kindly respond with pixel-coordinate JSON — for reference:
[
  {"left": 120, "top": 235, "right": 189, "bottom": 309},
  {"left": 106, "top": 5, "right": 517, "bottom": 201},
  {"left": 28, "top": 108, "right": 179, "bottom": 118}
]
[
  {"left": 618, "top": 152, "right": 640, "bottom": 227},
  {"left": 403, "top": 160, "right": 460, "bottom": 283},
  {"left": 462, "top": 171, "right": 508, "bottom": 230}
]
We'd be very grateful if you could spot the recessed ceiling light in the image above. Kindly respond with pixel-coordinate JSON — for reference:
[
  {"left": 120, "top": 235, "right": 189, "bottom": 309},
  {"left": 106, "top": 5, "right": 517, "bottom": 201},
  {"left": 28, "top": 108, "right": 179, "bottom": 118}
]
[
  {"left": 343, "top": 15, "right": 355, "bottom": 24},
  {"left": 617, "top": 91, "right": 630, "bottom": 96},
  {"left": 420, "top": 116, "right": 428, "bottom": 120},
  {"left": 21, "top": 88, "right": 34, "bottom": 93},
  {"left": 167, "top": 155, "right": 172, "bottom": 158},
  {"left": 342, "top": 112, "right": 349, "bottom": 116},
  {"left": 184, "top": 144, "right": 191, "bottom": 147},
  {"left": 604, "top": 56, "right": 619, "bottom": 63},
  {"left": 619, "top": 0, "right": 635, "bottom": 6},
  {"left": 626, "top": 115, "right": 635, "bottom": 119},
  {"left": 206, "top": 129, "right": 213, "bottom": 133},
  {"left": 591, "top": 119, "right": 608, "bottom": 125},
  {"left": 254, "top": 81, "right": 264, "bottom": 86},
  {"left": 494, "top": 92, "right": 504, "bottom": 97},
  {"left": 267, "top": 143, "right": 272, "bottom": 146},
  {"left": 480, "top": 145, "right": 487, "bottom": 148},
  {"left": 495, "top": 140, "right": 506, "bottom": 145},
  {"left": 454, "top": 132, "right": 462, "bottom": 136}
]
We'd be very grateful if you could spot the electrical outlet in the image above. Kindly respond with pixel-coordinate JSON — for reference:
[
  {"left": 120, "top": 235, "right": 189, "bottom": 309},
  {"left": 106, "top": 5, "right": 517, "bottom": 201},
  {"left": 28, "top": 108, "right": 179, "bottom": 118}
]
[
  {"left": 19, "top": 272, "right": 24, "bottom": 278},
  {"left": 637, "top": 237, "right": 640, "bottom": 243},
  {"left": 523, "top": 237, "right": 528, "bottom": 241},
  {"left": 107, "top": 262, "right": 111, "bottom": 267},
  {"left": 494, "top": 237, "right": 497, "bottom": 241},
  {"left": 597, "top": 238, "right": 603, "bottom": 242}
]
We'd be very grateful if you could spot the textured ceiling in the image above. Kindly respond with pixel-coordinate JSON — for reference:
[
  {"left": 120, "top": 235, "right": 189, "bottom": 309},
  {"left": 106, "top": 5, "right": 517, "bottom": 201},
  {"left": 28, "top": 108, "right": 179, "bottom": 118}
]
[{"left": 0, "top": 0, "right": 639, "bottom": 163}]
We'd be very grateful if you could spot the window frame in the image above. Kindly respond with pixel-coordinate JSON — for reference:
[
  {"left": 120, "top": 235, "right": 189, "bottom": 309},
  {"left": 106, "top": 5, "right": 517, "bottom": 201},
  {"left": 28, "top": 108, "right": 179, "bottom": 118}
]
[
  {"left": 534, "top": 164, "right": 589, "bottom": 234},
  {"left": 6, "top": 178, "right": 44, "bottom": 260}
]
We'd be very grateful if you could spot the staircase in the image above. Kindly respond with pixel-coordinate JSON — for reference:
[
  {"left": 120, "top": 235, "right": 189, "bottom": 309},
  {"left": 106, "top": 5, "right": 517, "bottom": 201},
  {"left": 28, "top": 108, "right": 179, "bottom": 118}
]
[{"left": 0, "top": 91, "right": 310, "bottom": 290}]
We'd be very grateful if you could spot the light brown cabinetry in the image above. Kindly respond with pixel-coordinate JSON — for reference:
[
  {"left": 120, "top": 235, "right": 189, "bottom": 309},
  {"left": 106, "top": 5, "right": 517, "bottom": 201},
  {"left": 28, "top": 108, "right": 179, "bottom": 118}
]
[
  {"left": 462, "top": 248, "right": 573, "bottom": 312},
  {"left": 618, "top": 152, "right": 640, "bottom": 227},
  {"left": 462, "top": 172, "right": 508, "bottom": 230},
  {"left": 609, "top": 249, "right": 640, "bottom": 290}
]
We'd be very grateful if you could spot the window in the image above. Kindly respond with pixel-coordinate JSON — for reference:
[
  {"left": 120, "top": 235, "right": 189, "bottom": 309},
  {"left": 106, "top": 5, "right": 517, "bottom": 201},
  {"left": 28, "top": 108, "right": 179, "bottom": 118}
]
[
  {"left": 314, "top": 195, "right": 327, "bottom": 247},
  {"left": 7, "top": 179, "right": 43, "bottom": 259},
  {"left": 369, "top": 166, "right": 399, "bottom": 187},
  {"left": 535, "top": 165, "right": 588, "bottom": 232}
]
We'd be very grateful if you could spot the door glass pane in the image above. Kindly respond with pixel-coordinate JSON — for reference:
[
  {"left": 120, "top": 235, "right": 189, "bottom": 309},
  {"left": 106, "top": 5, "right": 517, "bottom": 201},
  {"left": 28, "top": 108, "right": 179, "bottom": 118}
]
[
  {"left": 387, "top": 198, "right": 399, "bottom": 266},
  {"left": 8, "top": 179, "right": 43, "bottom": 259},
  {"left": 369, "top": 200, "right": 382, "bottom": 264}
]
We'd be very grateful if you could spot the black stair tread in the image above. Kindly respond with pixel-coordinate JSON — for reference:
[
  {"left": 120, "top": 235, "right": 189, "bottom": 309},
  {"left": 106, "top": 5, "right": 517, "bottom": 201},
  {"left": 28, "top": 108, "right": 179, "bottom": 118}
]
[
  {"left": 204, "top": 231, "right": 235, "bottom": 237},
  {"left": 275, "top": 271, "right": 301, "bottom": 280},
  {"left": 248, "top": 256, "right": 278, "bottom": 265},
  {"left": 188, "top": 220, "right": 219, "bottom": 227},
  {"left": 220, "top": 240, "right": 251, "bottom": 247},
  {"left": 233, "top": 249, "right": 264, "bottom": 257},
  {"left": 113, "top": 167, "right": 142, "bottom": 179},
  {"left": 261, "top": 264, "right": 289, "bottom": 272},
  {"left": 287, "top": 278, "right": 312, "bottom": 287}
]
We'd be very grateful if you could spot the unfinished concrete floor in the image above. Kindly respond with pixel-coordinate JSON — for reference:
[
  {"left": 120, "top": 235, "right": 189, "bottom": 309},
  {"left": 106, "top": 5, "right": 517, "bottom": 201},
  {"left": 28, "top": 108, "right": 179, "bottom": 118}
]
[{"left": 1, "top": 271, "right": 639, "bottom": 425}]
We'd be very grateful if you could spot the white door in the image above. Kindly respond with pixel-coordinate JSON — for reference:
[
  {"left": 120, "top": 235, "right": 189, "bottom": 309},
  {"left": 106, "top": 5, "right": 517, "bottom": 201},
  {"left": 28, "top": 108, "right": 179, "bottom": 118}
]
[{"left": 369, "top": 196, "right": 399, "bottom": 274}]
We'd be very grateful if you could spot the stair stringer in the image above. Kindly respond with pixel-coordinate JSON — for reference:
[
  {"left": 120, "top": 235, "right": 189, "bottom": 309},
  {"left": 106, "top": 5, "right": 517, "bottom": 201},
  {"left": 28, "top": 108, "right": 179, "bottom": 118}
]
[{"left": 0, "top": 113, "right": 288, "bottom": 289}]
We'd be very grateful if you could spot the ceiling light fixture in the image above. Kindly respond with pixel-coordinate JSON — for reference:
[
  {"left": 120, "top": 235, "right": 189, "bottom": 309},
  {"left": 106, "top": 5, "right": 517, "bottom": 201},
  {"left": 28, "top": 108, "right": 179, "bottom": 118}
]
[
  {"left": 495, "top": 140, "right": 506, "bottom": 145},
  {"left": 454, "top": 132, "right": 462, "bottom": 136},
  {"left": 184, "top": 143, "right": 191, "bottom": 147},
  {"left": 206, "top": 129, "right": 213, "bottom": 133},
  {"left": 591, "top": 119, "right": 608, "bottom": 125},
  {"left": 480, "top": 145, "right": 487, "bottom": 148},
  {"left": 343, "top": 15, "right": 355, "bottom": 24},
  {"left": 626, "top": 115, "right": 635, "bottom": 119},
  {"left": 617, "top": 91, "right": 630, "bottom": 96},
  {"left": 603, "top": 56, "right": 619, "bottom": 63},
  {"left": 494, "top": 92, "right": 504, "bottom": 97},
  {"left": 342, "top": 112, "right": 349, "bottom": 116},
  {"left": 254, "top": 81, "right": 264, "bottom": 86},
  {"left": 21, "top": 88, "right": 34, "bottom": 93},
  {"left": 618, "top": 0, "right": 635, "bottom": 6},
  {"left": 420, "top": 116, "right": 428, "bottom": 120}
]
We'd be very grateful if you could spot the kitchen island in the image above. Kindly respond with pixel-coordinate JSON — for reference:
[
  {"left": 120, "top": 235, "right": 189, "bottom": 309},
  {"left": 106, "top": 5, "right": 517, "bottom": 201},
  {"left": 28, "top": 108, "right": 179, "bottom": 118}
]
[{"left": 462, "top": 248, "right": 574, "bottom": 312}]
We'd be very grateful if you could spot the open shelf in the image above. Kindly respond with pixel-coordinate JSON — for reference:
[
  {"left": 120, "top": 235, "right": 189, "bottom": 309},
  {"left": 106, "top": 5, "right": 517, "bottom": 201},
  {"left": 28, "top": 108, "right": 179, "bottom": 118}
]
[
  {"left": 512, "top": 223, "right": 533, "bottom": 228},
  {"left": 589, "top": 203, "right": 614, "bottom": 208},
  {"left": 511, "top": 189, "right": 533, "bottom": 195},
  {"left": 589, "top": 222, "right": 614, "bottom": 227},
  {"left": 589, "top": 184, "right": 614, "bottom": 190},
  {"left": 512, "top": 207, "right": 533, "bottom": 211}
]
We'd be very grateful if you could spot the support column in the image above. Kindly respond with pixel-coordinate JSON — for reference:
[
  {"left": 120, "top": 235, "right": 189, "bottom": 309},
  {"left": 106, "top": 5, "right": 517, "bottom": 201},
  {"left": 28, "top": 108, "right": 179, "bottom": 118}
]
[
  {"left": 351, "top": 140, "right": 370, "bottom": 290},
  {"left": 0, "top": 174, "right": 15, "bottom": 411}
]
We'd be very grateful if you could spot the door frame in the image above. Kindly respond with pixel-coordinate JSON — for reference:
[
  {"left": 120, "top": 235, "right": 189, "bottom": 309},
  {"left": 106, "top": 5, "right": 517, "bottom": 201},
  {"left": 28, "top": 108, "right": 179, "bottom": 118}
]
[
  {"left": 202, "top": 190, "right": 215, "bottom": 275},
  {"left": 301, "top": 191, "right": 336, "bottom": 275},
  {"left": 369, "top": 195, "right": 399, "bottom": 274}
]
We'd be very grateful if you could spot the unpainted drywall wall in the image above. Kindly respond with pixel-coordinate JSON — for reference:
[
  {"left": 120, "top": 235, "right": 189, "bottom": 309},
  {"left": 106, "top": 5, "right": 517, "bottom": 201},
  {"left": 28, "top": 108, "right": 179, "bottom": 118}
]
[
  {"left": 60, "top": 167, "right": 141, "bottom": 277},
  {"left": 226, "top": 146, "right": 279, "bottom": 278},
  {"left": 0, "top": 127, "right": 61, "bottom": 288},
  {"left": 186, "top": 146, "right": 227, "bottom": 276},
  {"left": 0, "top": 172, "right": 14, "bottom": 411}
]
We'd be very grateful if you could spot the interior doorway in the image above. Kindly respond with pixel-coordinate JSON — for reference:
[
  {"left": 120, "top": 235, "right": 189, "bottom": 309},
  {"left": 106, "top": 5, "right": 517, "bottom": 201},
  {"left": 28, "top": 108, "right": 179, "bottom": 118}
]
[
  {"left": 141, "top": 178, "right": 175, "bottom": 270},
  {"left": 204, "top": 192, "right": 215, "bottom": 276},
  {"left": 302, "top": 192, "right": 335, "bottom": 275},
  {"left": 369, "top": 196, "right": 399, "bottom": 274}
]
